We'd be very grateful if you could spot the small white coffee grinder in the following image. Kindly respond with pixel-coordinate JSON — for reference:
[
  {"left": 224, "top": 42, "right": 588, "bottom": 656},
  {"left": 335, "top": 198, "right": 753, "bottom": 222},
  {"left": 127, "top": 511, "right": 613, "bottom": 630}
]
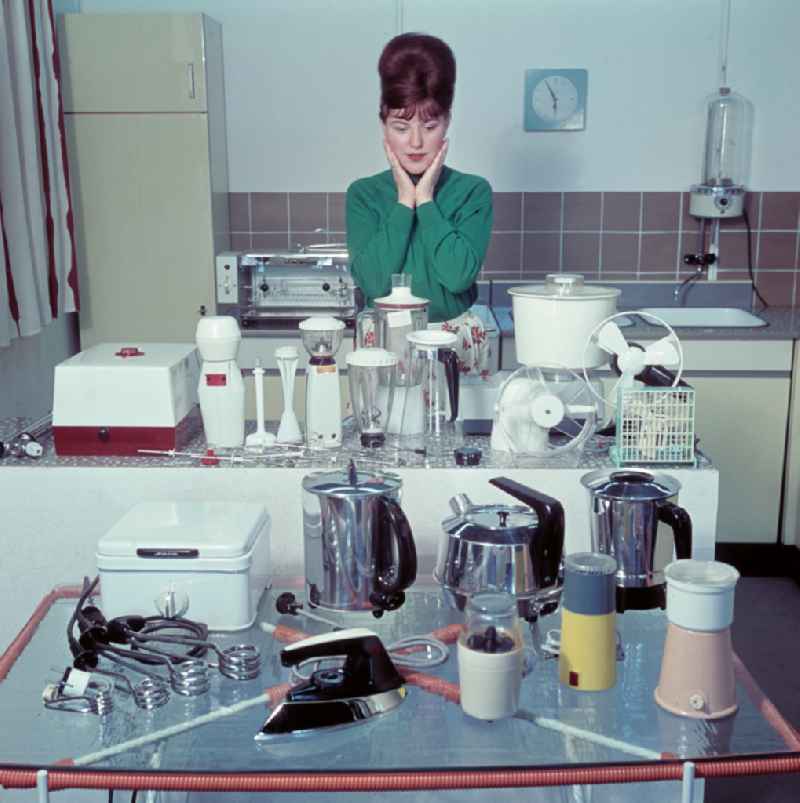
[
  {"left": 299, "top": 316, "right": 345, "bottom": 449},
  {"left": 195, "top": 316, "right": 245, "bottom": 448}
]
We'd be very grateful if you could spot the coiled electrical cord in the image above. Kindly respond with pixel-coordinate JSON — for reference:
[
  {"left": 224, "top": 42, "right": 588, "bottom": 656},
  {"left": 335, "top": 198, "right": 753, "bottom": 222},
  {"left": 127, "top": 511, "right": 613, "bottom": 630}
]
[
  {"left": 64, "top": 576, "right": 262, "bottom": 713},
  {"left": 289, "top": 634, "right": 450, "bottom": 684}
]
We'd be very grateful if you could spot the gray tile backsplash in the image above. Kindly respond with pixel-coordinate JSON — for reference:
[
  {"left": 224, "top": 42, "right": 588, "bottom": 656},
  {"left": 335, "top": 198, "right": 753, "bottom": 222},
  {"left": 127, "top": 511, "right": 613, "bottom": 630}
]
[{"left": 226, "top": 190, "right": 800, "bottom": 306}]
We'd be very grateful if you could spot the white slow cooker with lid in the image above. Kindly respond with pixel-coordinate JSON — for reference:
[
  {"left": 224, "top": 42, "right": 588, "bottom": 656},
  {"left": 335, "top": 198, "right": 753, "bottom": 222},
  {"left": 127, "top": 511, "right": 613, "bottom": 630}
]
[{"left": 508, "top": 274, "right": 620, "bottom": 369}]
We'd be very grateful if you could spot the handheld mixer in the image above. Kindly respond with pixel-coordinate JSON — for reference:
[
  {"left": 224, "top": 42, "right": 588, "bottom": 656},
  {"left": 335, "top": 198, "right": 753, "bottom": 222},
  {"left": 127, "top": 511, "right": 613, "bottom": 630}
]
[
  {"left": 245, "top": 358, "right": 277, "bottom": 450},
  {"left": 275, "top": 346, "right": 303, "bottom": 444}
]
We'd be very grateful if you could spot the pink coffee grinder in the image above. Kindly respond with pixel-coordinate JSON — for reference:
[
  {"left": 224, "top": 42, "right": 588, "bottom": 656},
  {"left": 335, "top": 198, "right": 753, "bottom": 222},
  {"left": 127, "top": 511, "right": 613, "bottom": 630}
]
[{"left": 655, "top": 559, "right": 741, "bottom": 719}]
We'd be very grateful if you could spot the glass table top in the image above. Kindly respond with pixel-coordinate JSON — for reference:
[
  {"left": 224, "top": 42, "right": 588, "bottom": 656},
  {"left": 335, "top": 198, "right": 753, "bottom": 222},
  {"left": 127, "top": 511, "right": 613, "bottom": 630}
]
[{"left": 0, "top": 584, "right": 796, "bottom": 780}]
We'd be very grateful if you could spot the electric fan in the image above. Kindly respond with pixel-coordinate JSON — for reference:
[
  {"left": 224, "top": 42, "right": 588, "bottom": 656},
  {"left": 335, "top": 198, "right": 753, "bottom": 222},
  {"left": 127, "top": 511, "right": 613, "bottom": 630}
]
[
  {"left": 491, "top": 365, "right": 599, "bottom": 456},
  {"left": 582, "top": 311, "right": 685, "bottom": 411}
]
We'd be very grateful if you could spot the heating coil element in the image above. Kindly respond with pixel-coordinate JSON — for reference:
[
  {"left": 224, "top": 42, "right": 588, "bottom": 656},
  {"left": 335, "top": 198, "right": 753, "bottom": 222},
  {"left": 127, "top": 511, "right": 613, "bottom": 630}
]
[
  {"left": 132, "top": 678, "right": 171, "bottom": 710},
  {"left": 218, "top": 645, "right": 261, "bottom": 680},
  {"left": 43, "top": 678, "right": 115, "bottom": 716},
  {"left": 65, "top": 577, "right": 264, "bottom": 716}
]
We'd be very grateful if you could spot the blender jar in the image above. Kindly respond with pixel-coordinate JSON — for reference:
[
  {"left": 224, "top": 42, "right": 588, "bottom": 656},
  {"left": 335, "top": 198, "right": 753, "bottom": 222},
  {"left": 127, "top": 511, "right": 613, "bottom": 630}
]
[
  {"left": 356, "top": 273, "right": 429, "bottom": 370},
  {"left": 346, "top": 348, "right": 398, "bottom": 448},
  {"left": 299, "top": 316, "right": 345, "bottom": 358},
  {"left": 397, "top": 330, "right": 460, "bottom": 450}
]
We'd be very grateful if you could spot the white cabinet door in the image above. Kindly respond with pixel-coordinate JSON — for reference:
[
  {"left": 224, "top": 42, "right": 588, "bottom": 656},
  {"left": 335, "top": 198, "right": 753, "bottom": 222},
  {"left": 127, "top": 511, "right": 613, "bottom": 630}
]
[
  {"left": 58, "top": 14, "right": 207, "bottom": 112},
  {"left": 67, "top": 113, "right": 215, "bottom": 346},
  {"left": 691, "top": 375, "right": 790, "bottom": 544}
]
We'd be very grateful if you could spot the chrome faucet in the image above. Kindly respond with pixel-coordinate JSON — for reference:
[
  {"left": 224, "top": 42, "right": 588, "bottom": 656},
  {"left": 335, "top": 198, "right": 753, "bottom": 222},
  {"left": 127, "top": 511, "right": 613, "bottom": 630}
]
[
  {"left": 675, "top": 248, "right": 718, "bottom": 304},
  {"left": 673, "top": 265, "right": 706, "bottom": 304}
]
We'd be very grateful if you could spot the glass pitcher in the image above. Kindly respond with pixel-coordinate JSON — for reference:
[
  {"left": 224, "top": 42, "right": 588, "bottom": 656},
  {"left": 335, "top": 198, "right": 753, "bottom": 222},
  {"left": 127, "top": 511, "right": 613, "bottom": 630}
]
[
  {"left": 345, "top": 348, "right": 398, "bottom": 448},
  {"left": 355, "top": 274, "right": 429, "bottom": 374},
  {"left": 396, "top": 330, "right": 460, "bottom": 450}
]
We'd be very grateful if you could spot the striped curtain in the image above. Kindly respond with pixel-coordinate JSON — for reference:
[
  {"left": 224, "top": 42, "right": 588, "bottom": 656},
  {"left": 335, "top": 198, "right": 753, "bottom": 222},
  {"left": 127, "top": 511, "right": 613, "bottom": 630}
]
[{"left": 0, "top": 0, "right": 78, "bottom": 349}]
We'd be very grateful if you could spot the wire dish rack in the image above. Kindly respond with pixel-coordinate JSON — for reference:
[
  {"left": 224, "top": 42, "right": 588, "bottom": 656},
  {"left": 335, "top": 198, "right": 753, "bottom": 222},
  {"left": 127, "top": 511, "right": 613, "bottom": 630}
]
[{"left": 611, "top": 387, "right": 696, "bottom": 466}]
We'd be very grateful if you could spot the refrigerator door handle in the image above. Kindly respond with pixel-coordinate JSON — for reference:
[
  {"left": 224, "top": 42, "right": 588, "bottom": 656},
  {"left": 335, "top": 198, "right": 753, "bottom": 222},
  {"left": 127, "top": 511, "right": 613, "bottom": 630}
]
[{"left": 187, "top": 62, "right": 196, "bottom": 99}]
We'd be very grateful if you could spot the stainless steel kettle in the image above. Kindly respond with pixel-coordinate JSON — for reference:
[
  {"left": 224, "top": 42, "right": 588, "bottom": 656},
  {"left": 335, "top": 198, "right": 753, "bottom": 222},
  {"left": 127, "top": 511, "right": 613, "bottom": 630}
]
[
  {"left": 434, "top": 477, "right": 565, "bottom": 620},
  {"left": 302, "top": 461, "right": 417, "bottom": 616},
  {"left": 581, "top": 468, "right": 692, "bottom": 612}
]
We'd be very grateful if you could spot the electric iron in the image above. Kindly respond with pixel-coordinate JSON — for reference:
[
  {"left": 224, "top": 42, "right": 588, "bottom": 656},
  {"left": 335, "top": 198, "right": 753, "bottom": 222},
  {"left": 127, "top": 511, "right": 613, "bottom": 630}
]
[{"left": 255, "top": 628, "right": 406, "bottom": 739}]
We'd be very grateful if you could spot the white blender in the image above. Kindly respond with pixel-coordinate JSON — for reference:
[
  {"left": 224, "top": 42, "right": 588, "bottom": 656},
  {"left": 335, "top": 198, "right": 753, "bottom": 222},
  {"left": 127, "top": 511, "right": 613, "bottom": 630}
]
[
  {"left": 195, "top": 316, "right": 245, "bottom": 448},
  {"left": 299, "top": 316, "right": 345, "bottom": 449}
]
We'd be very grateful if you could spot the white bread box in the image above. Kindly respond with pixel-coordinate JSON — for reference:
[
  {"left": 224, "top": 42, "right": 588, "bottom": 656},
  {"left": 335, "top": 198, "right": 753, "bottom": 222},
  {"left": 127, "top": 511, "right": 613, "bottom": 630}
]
[
  {"left": 97, "top": 501, "right": 270, "bottom": 631},
  {"left": 53, "top": 342, "right": 200, "bottom": 456}
]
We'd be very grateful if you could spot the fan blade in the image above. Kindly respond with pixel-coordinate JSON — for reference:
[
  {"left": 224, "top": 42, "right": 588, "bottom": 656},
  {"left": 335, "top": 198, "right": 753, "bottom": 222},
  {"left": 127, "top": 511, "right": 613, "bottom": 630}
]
[
  {"left": 643, "top": 336, "right": 680, "bottom": 367},
  {"left": 564, "top": 404, "right": 596, "bottom": 417},
  {"left": 606, "top": 374, "right": 631, "bottom": 407},
  {"left": 596, "top": 322, "right": 629, "bottom": 357},
  {"left": 499, "top": 403, "right": 535, "bottom": 419}
]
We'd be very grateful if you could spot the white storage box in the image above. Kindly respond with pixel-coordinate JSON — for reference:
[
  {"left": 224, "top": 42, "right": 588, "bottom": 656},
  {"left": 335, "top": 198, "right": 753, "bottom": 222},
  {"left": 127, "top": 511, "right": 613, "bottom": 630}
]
[
  {"left": 53, "top": 342, "right": 201, "bottom": 456},
  {"left": 97, "top": 501, "right": 271, "bottom": 631}
]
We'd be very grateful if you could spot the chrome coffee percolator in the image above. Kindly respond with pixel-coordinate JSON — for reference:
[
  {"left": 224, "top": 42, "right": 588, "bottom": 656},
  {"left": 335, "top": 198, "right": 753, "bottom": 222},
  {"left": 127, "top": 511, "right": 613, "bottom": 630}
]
[
  {"left": 581, "top": 469, "right": 693, "bottom": 612},
  {"left": 302, "top": 461, "right": 417, "bottom": 616}
]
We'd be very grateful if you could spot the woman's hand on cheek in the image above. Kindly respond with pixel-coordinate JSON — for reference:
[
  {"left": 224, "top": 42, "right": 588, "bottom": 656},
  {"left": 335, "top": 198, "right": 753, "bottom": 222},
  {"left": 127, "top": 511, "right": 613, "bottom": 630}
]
[
  {"left": 415, "top": 139, "right": 448, "bottom": 206},
  {"left": 384, "top": 140, "right": 416, "bottom": 209}
]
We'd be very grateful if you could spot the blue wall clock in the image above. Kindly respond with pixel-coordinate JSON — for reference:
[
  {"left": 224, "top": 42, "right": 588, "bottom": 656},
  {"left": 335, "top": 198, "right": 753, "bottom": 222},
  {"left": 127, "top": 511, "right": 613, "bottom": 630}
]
[{"left": 524, "top": 69, "right": 588, "bottom": 131}]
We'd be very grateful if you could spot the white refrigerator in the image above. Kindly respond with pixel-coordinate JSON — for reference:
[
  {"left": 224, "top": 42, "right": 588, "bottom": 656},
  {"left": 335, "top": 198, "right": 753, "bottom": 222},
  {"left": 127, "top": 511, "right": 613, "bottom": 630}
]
[{"left": 57, "top": 13, "right": 230, "bottom": 347}]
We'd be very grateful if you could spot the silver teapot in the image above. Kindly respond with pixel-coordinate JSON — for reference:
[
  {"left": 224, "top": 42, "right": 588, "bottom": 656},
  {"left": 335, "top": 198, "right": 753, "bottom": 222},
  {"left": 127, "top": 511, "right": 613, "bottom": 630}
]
[{"left": 434, "top": 477, "right": 565, "bottom": 620}]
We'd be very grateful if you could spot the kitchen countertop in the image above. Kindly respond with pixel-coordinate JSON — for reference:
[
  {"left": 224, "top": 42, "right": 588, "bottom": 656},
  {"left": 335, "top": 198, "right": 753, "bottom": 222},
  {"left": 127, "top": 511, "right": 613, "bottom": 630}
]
[
  {"left": 0, "top": 418, "right": 710, "bottom": 473},
  {"left": 494, "top": 305, "right": 800, "bottom": 342}
]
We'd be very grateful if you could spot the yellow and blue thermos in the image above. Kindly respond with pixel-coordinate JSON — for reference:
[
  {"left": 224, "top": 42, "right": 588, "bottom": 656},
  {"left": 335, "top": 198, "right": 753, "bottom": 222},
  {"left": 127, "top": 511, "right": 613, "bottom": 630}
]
[{"left": 559, "top": 552, "right": 618, "bottom": 691}]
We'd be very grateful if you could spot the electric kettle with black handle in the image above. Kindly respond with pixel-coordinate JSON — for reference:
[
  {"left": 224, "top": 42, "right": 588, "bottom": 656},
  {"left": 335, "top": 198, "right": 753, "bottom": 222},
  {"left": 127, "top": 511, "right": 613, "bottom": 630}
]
[
  {"left": 581, "top": 469, "right": 692, "bottom": 612},
  {"left": 434, "top": 476, "right": 565, "bottom": 620}
]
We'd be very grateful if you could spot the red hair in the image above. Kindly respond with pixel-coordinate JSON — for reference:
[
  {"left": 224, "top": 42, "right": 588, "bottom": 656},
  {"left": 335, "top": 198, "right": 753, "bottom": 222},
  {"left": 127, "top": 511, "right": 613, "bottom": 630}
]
[{"left": 378, "top": 33, "right": 456, "bottom": 122}]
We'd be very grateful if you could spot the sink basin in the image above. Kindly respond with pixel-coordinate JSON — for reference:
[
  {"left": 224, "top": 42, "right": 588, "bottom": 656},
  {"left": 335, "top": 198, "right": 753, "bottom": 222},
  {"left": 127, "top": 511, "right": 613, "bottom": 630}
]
[{"left": 636, "top": 307, "right": 768, "bottom": 328}]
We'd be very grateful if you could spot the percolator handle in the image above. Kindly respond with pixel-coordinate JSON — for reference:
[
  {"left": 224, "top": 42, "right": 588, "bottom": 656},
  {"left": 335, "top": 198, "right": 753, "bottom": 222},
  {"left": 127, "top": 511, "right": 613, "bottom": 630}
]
[
  {"left": 489, "top": 477, "right": 565, "bottom": 589},
  {"left": 374, "top": 496, "right": 417, "bottom": 595},
  {"left": 437, "top": 347, "right": 460, "bottom": 422},
  {"left": 657, "top": 501, "right": 693, "bottom": 559}
]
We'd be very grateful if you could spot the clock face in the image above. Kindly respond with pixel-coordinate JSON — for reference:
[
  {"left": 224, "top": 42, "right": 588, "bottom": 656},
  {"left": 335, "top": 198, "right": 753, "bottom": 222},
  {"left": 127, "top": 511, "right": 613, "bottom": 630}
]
[
  {"left": 524, "top": 69, "right": 587, "bottom": 131},
  {"left": 531, "top": 76, "right": 579, "bottom": 123}
]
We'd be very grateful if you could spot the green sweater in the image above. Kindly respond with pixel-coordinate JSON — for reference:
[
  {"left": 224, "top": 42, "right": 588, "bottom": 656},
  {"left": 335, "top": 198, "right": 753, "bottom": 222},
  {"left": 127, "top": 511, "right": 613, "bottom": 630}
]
[{"left": 345, "top": 166, "right": 493, "bottom": 322}]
